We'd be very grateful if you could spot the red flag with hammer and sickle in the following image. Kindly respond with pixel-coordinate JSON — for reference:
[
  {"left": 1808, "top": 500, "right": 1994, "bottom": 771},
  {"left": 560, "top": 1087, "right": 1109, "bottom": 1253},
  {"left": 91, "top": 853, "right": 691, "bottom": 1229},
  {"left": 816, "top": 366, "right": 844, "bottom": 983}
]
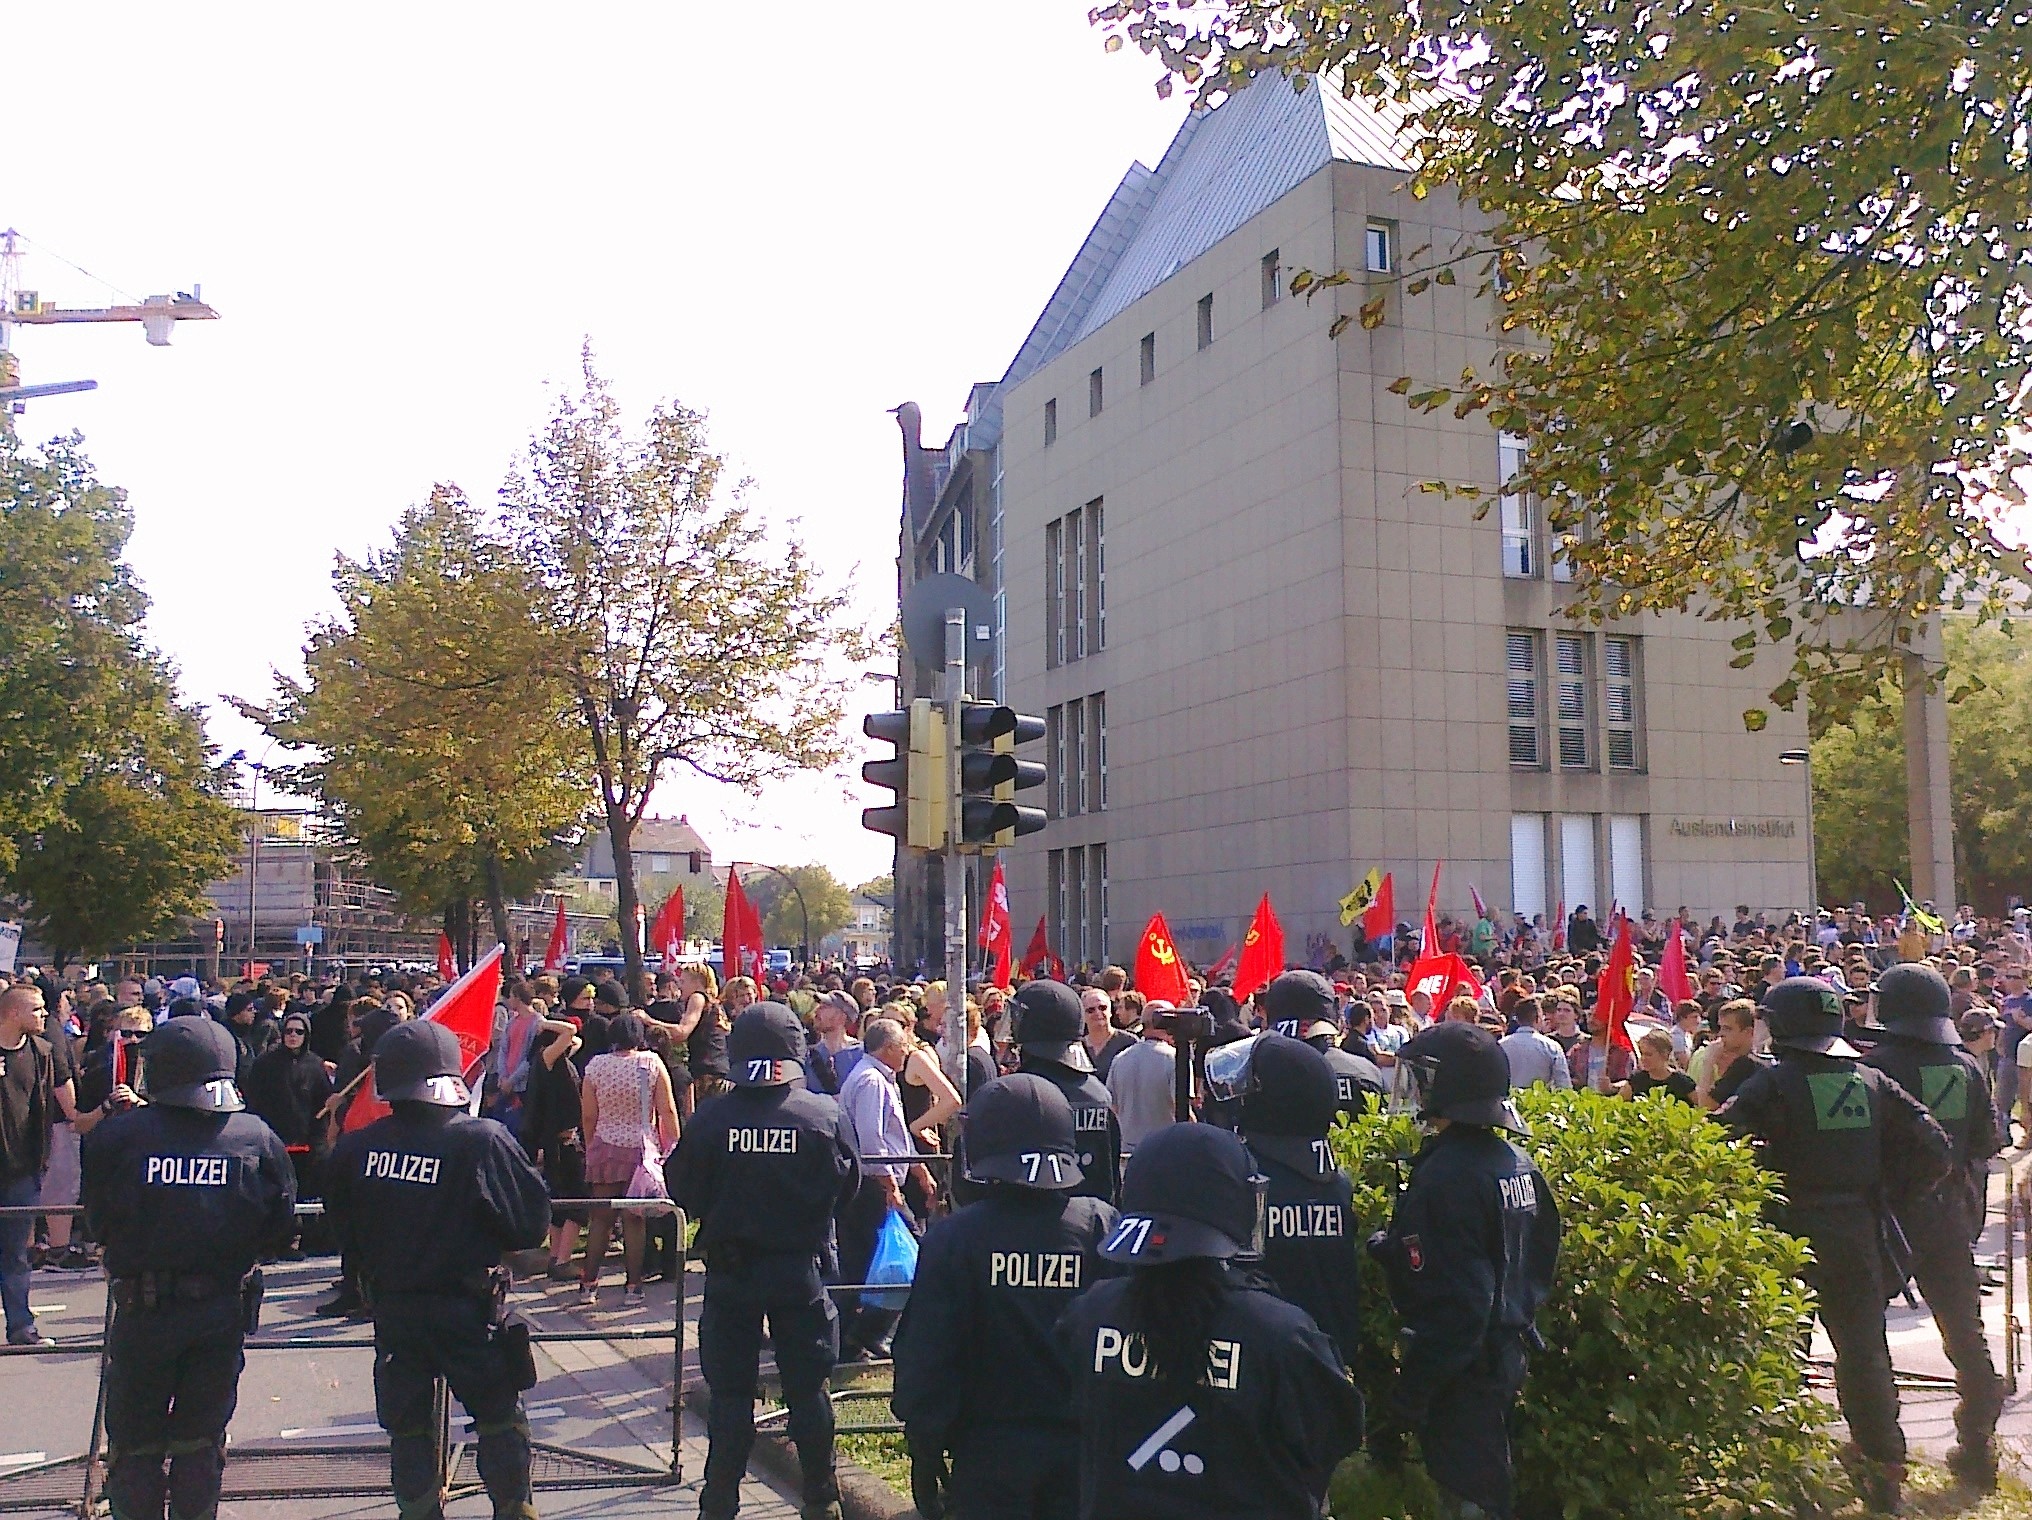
[{"left": 1134, "top": 912, "right": 1192, "bottom": 1006}]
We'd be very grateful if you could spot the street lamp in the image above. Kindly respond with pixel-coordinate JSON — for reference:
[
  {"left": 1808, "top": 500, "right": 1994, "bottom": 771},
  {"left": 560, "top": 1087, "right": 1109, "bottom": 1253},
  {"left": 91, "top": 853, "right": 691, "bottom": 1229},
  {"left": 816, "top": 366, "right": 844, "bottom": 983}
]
[
  {"left": 1779, "top": 749, "right": 1816, "bottom": 916},
  {"left": 233, "top": 740, "right": 280, "bottom": 973}
]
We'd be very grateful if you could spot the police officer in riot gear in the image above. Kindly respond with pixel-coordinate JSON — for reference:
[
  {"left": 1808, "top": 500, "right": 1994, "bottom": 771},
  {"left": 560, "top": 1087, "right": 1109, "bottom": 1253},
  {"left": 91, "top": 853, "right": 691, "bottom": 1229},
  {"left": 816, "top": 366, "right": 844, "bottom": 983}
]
[
  {"left": 667, "top": 1003, "right": 861, "bottom": 1520},
  {"left": 892, "top": 1075, "right": 1118, "bottom": 1520},
  {"left": 1369, "top": 1022, "right": 1560, "bottom": 1520},
  {"left": 325, "top": 1020, "right": 551, "bottom": 1520},
  {"left": 1860, "top": 965, "right": 2004, "bottom": 1491},
  {"left": 82, "top": 1017, "right": 296, "bottom": 1520},
  {"left": 1010, "top": 981, "right": 1121, "bottom": 1203},
  {"left": 1716, "top": 977, "right": 1952, "bottom": 1515},
  {"left": 1056, "top": 1123, "right": 1362, "bottom": 1520},
  {"left": 1211, "top": 1032, "right": 1365, "bottom": 1374},
  {"left": 1262, "top": 971, "right": 1384, "bottom": 1122}
]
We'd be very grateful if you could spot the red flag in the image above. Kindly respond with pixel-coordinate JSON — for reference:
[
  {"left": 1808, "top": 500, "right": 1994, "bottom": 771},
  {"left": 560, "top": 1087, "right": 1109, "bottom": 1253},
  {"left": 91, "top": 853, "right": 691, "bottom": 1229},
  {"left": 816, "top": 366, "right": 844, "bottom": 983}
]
[
  {"left": 1208, "top": 942, "right": 1240, "bottom": 980},
  {"left": 1233, "top": 894, "right": 1285, "bottom": 1003},
  {"left": 436, "top": 931, "right": 457, "bottom": 984},
  {"left": 344, "top": 943, "right": 506, "bottom": 1133},
  {"left": 723, "top": 872, "right": 766, "bottom": 985},
  {"left": 1658, "top": 922, "right": 1693, "bottom": 1006},
  {"left": 1597, "top": 912, "right": 1637, "bottom": 1052},
  {"left": 977, "top": 861, "right": 1014, "bottom": 989},
  {"left": 1469, "top": 884, "right": 1489, "bottom": 921},
  {"left": 1134, "top": 913, "right": 1193, "bottom": 1006},
  {"left": 1017, "top": 915, "right": 1055, "bottom": 980},
  {"left": 1552, "top": 899, "right": 1566, "bottom": 951},
  {"left": 1404, "top": 951, "right": 1485, "bottom": 1017},
  {"left": 1362, "top": 872, "right": 1396, "bottom": 946},
  {"left": 650, "top": 889, "right": 686, "bottom": 965},
  {"left": 1422, "top": 861, "right": 1443, "bottom": 955},
  {"left": 542, "top": 898, "right": 568, "bottom": 973}
]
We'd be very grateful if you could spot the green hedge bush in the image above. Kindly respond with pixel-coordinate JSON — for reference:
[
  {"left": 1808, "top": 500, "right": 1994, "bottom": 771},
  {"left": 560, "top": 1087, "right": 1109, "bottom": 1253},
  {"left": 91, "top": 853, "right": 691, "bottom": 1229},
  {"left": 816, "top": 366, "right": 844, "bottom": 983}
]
[{"left": 1330, "top": 1090, "right": 1837, "bottom": 1520}]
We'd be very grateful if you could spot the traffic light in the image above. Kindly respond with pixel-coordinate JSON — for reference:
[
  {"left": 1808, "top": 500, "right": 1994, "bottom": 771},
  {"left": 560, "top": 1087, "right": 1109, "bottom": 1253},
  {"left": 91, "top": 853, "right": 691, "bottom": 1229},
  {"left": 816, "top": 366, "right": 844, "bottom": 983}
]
[
  {"left": 862, "top": 699, "right": 949, "bottom": 851},
  {"left": 958, "top": 703, "right": 1047, "bottom": 849}
]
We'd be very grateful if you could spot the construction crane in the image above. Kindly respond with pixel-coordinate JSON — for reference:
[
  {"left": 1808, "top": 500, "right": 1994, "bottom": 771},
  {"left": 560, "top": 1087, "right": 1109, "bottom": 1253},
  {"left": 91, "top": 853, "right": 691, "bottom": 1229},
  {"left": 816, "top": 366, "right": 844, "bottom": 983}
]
[{"left": 0, "top": 227, "right": 218, "bottom": 411}]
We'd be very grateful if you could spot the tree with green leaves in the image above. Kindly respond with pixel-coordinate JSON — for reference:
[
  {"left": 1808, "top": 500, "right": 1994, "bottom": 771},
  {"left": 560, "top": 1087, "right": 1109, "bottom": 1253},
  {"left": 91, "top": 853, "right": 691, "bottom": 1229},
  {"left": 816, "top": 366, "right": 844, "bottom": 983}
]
[
  {"left": 743, "top": 864, "right": 853, "bottom": 953},
  {"left": 501, "top": 350, "right": 870, "bottom": 990},
  {"left": 248, "top": 485, "right": 592, "bottom": 958},
  {"left": 1095, "top": 1, "right": 2032, "bottom": 723}
]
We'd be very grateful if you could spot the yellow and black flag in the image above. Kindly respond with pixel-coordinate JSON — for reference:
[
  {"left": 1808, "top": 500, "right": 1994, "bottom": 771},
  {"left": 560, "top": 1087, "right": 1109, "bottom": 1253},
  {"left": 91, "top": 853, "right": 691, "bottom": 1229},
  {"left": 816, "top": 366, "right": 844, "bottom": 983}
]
[{"left": 1339, "top": 867, "right": 1383, "bottom": 927}]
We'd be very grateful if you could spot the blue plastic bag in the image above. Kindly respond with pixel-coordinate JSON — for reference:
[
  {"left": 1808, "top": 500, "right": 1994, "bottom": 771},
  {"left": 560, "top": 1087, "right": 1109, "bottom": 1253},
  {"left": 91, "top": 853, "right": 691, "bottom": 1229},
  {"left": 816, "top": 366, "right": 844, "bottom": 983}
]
[{"left": 860, "top": 1205, "right": 919, "bottom": 1311}]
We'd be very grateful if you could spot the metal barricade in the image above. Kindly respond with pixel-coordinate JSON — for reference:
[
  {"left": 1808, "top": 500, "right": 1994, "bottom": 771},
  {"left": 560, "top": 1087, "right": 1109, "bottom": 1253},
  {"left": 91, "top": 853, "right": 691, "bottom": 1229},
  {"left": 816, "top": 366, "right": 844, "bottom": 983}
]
[{"left": 0, "top": 1200, "right": 688, "bottom": 1517}]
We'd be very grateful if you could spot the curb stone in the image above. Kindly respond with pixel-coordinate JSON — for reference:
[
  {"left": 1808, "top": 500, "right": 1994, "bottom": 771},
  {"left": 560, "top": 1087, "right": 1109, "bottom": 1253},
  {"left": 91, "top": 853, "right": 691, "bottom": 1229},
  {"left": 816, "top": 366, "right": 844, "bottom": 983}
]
[{"left": 680, "top": 1380, "right": 915, "bottom": 1520}]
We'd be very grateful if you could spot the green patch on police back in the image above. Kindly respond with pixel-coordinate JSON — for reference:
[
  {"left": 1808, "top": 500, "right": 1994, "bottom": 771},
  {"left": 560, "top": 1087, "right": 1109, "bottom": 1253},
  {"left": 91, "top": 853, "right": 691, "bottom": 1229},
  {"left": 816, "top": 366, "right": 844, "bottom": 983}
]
[
  {"left": 1808, "top": 1072, "right": 1872, "bottom": 1130},
  {"left": 1919, "top": 1063, "right": 1969, "bottom": 1122}
]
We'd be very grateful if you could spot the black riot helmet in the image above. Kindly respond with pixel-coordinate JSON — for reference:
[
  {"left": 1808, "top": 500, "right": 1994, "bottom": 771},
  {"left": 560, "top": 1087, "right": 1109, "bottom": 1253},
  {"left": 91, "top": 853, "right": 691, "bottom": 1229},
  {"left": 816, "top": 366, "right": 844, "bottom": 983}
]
[
  {"left": 1391, "top": 1022, "right": 1527, "bottom": 1134},
  {"left": 1099, "top": 1122, "right": 1267, "bottom": 1267},
  {"left": 728, "top": 1002, "right": 808, "bottom": 1086},
  {"left": 1233, "top": 1034, "right": 1342, "bottom": 1179},
  {"left": 373, "top": 1020, "right": 470, "bottom": 1107},
  {"left": 959, "top": 1074, "right": 1083, "bottom": 1190},
  {"left": 1010, "top": 979, "right": 1092, "bottom": 1072},
  {"left": 1874, "top": 964, "right": 1959, "bottom": 1046},
  {"left": 1762, "top": 976, "right": 1860, "bottom": 1058},
  {"left": 1260, "top": 970, "right": 1338, "bottom": 1041},
  {"left": 141, "top": 1018, "right": 244, "bottom": 1112}
]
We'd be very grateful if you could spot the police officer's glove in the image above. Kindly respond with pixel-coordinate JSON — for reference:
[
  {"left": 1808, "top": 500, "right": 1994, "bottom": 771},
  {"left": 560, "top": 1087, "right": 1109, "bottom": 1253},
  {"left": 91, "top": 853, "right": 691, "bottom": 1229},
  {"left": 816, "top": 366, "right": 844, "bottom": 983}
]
[
  {"left": 1365, "top": 1229, "right": 1390, "bottom": 1261},
  {"left": 904, "top": 1428, "right": 948, "bottom": 1520}
]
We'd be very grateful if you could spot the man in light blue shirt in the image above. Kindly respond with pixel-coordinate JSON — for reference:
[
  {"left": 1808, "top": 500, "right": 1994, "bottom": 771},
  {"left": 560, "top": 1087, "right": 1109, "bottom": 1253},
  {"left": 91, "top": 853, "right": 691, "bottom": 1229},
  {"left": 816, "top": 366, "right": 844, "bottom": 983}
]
[{"left": 1497, "top": 998, "right": 1572, "bottom": 1091}]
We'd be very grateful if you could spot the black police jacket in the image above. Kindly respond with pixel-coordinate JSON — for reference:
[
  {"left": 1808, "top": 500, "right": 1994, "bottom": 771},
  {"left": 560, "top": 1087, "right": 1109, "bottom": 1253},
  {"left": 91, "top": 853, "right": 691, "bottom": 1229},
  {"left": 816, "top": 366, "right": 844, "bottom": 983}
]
[
  {"left": 326, "top": 1106, "right": 549, "bottom": 1295},
  {"left": 890, "top": 1187, "right": 1118, "bottom": 1446},
  {"left": 1307, "top": 1039, "right": 1386, "bottom": 1122},
  {"left": 1862, "top": 1036, "right": 1999, "bottom": 1173},
  {"left": 1018, "top": 1055, "right": 1122, "bottom": 1204},
  {"left": 666, "top": 1083, "right": 861, "bottom": 1269},
  {"left": 1369, "top": 1124, "right": 1560, "bottom": 1420},
  {"left": 1056, "top": 1268, "right": 1363, "bottom": 1520},
  {"left": 1242, "top": 1140, "right": 1363, "bottom": 1373},
  {"left": 81, "top": 1105, "right": 296, "bottom": 1281},
  {"left": 1714, "top": 1053, "right": 1952, "bottom": 1234}
]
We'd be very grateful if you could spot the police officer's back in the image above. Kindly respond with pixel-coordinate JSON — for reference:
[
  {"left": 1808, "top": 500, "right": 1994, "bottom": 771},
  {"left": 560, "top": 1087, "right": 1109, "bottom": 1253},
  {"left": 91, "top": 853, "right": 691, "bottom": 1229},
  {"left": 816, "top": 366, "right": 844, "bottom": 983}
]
[
  {"left": 1715, "top": 977, "right": 1952, "bottom": 1514},
  {"left": 1218, "top": 1033, "right": 1364, "bottom": 1375},
  {"left": 1860, "top": 965, "right": 2005, "bottom": 1491},
  {"left": 891, "top": 1076, "right": 1118, "bottom": 1520},
  {"left": 1368, "top": 1022, "right": 1559, "bottom": 1520},
  {"left": 1056, "top": 1124, "right": 1362, "bottom": 1520},
  {"left": 666, "top": 1003, "right": 860, "bottom": 1520},
  {"left": 1262, "top": 971, "right": 1384, "bottom": 1122},
  {"left": 326, "top": 1020, "right": 550, "bottom": 1520},
  {"left": 82, "top": 1018, "right": 295, "bottom": 1520},
  {"left": 1010, "top": 981, "right": 1121, "bottom": 1203}
]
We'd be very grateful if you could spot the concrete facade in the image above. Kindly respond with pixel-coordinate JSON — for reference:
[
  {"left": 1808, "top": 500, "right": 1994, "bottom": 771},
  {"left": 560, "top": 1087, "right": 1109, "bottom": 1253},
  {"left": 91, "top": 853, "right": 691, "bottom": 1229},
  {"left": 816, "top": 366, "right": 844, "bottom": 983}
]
[{"left": 983, "top": 77, "right": 1817, "bottom": 970}]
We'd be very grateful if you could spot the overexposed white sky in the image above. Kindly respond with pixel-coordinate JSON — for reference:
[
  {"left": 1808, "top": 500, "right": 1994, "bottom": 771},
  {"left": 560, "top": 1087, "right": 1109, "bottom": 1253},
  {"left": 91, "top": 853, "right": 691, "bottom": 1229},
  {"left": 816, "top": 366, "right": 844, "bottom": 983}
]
[{"left": 5, "top": 2, "right": 1185, "bottom": 888}]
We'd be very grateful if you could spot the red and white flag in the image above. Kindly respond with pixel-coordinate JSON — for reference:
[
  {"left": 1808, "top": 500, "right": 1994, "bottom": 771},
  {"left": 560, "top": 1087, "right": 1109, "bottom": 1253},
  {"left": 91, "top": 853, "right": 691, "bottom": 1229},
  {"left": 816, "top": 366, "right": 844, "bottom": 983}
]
[
  {"left": 650, "top": 888, "right": 685, "bottom": 966},
  {"left": 542, "top": 898, "right": 568, "bottom": 973},
  {"left": 977, "top": 860, "right": 1014, "bottom": 989},
  {"left": 343, "top": 943, "right": 505, "bottom": 1133},
  {"left": 436, "top": 931, "right": 457, "bottom": 984},
  {"left": 1404, "top": 951, "right": 1484, "bottom": 1018}
]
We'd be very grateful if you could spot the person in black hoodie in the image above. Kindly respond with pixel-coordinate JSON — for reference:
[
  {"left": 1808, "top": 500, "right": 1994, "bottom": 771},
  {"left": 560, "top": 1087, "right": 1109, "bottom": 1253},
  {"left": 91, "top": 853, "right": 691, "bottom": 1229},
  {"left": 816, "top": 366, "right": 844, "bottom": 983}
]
[
  {"left": 312, "top": 1001, "right": 402, "bottom": 1318},
  {"left": 245, "top": 1012, "right": 335, "bottom": 1257},
  {"left": 308, "top": 984, "right": 354, "bottom": 1065}
]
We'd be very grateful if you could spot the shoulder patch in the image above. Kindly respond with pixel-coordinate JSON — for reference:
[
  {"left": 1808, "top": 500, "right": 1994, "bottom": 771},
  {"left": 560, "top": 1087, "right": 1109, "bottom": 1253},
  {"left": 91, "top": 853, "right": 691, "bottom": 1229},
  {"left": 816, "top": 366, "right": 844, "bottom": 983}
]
[{"left": 1807, "top": 1071, "right": 1872, "bottom": 1130}]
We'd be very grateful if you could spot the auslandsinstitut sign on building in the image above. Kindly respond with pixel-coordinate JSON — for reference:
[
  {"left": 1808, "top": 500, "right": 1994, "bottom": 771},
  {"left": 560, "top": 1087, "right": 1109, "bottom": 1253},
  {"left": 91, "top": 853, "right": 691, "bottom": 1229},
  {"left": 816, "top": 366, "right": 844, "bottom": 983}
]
[{"left": 891, "top": 71, "right": 1827, "bottom": 972}]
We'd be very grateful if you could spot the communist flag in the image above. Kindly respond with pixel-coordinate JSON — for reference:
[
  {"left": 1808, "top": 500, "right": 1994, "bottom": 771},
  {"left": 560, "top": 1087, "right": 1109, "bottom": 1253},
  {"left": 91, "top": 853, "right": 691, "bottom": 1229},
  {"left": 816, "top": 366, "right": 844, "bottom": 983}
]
[
  {"left": 436, "top": 931, "right": 457, "bottom": 984},
  {"left": 1233, "top": 894, "right": 1285, "bottom": 1003},
  {"left": 344, "top": 943, "right": 505, "bottom": 1132},
  {"left": 1658, "top": 921, "right": 1693, "bottom": 1006},
  {"left": 1362, "top": 872, "right": 1396, "bottom": 947},
  {"left": 650, "top": 888, "right": 685, "bottom": 965},
  {"left": 1596, "top": 911, "right": 1637, "bottom": 1051},
  {"left": 723, "top": 872, "right": 766, "bottom": 984},
  {"left": 977, "top": 860, "right": 1014, "bottom": 989},
  {"left": 542, "top": 898, "right": 568, "bottom": 972},
  {"left": 1134, "top": 912, "right": 1192, "bottom": 1006}
]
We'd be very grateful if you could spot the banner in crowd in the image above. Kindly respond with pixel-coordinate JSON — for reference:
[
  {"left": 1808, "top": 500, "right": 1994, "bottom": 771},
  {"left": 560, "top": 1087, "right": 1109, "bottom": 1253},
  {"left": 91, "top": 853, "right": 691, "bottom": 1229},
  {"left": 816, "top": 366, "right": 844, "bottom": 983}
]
[
  {"left": 436, "top": 931, "right": 456, "bottom": 983},
  {"left": 1017, "top": 915, "right": 1063, "bottom": 980},
  {"left": 542, "top": 898, "right": 568, "bottom": 973},
  {"left": 1404, "top": 950, "right": 1483, "bottom": 1013},
  {"left": 650, "top": 888, "right": 685, "bottom": 965},
  {"left": 1339, "top": 868, "right": 1382, "bottom": 927},
  {"left": 978, "top": 860, "right": 1014, "bottom": 989},
  {"left": 1597, "top": 911, "right": 1638, "bottom": 1051},
  {"left": 1233, "top": 893, "right": 1285, "bottom": 1002},
  {"left": 1134, "top": 912, "right": 1192, "bottom": 1006},
  {"left": 343, "top": 943, "right": 504, "bottom": 1132},
  {"left": 722, "top": 873, "right": 766, "bottom": 984}
]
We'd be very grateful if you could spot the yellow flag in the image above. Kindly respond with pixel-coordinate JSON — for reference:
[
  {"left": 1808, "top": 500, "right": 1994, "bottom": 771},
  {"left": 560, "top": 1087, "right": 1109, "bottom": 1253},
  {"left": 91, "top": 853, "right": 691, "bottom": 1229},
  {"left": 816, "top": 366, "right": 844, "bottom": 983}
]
[{"left": 1339, "top": 867, "right": 1382, "bottom": 927}]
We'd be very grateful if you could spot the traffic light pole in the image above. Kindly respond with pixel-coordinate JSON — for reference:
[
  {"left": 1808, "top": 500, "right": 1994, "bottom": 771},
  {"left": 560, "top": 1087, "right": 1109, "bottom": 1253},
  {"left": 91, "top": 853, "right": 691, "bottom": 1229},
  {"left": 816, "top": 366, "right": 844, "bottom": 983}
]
[{"left": 942, "top": 607, "right": 970, "bottom": 1096}]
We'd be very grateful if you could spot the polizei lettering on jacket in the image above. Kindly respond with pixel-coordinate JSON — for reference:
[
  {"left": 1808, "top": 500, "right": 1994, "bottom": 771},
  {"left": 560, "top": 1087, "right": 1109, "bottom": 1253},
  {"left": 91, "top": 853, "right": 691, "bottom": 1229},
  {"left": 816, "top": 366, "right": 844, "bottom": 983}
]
[
  {"left": 988, "top": 1251, "right": 1083, "bottom": 1289},
  {"left": 1266, "top": 1202, "right": 1347, "bottom": 1239},
  {"left": 1499, "top": 1173, "right": 1538, "bottom": 1212},
  {"left": 727, "top": 1128, "right": 800, "bottom": 1154},
  {"left": 146, "top": 1156, "right": 231, "bottom": 1186},
  {"left": 364, "top": 1151, "right": 443, "bottom": 1185},
  {"left": 1091, "top": 1326, "right": 1243, "bottom": 1390},
  {"left": 1073, "top": 1108, "right": 1112, "bottom": 1133}
]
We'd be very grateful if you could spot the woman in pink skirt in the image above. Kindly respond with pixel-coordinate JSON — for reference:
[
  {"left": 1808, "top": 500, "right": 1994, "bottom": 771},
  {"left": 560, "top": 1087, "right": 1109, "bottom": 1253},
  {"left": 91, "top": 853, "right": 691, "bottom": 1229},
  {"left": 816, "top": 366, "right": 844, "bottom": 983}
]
[{"left": 578, "top": 1013, "right": 681, "bottom": 1304}]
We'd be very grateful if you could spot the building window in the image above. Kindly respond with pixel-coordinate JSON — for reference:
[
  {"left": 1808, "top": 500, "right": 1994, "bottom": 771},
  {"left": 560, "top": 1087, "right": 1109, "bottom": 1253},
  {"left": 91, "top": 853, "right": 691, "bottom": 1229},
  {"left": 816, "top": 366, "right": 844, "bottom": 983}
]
[
  {"left": 1139, "top": 332, "right": 1155, "bottom": 385},
  {"left": 1559, "top": 814, "right": 1598, "bottom": 913},
  {"left": 1506, "top": 631, "right": 1542, "bottom": 767},
  {"left": 1555, "top": 632, "right": 1592, "bottom": 770},
  {"left": 1089, "top": 843, "right": 1109, "bottom": 963},
  {"left": 1072, "top": 698, "right": 1090, "bottom": 816},
  {"left": 1091, "top": 691, "right": 1107, "bottom": 810},
  {"left": 1044, "top": 397, "right": 1057, "bottom": 446},
  {"left": 1197, "top": 293, "right": 1214, "bottom": 350},
  {"left": 1068, "top": 848, "right": 1088, "bottom": 967},
  {"left": 1086, "top": 500, "right": 1105, "bottom": 653},
  {"left": 1067, "top": 506, "right": 1087, "bottom": 660},
  {"left": 1605, "top": 636, "right": 1642, "bottom": 771},
  {"left": 1089, "top": 366, "right": 1104, "bottom": 418},
  {"left": 1365, "top": 221, "right": 1394, "bottom": 273},
  {"left": 1510, "top": 814, "right": 1548, "bottom": 920},
  {"left": 1049, "top": 850, "right": 1066, "bottom": 961},
  {"left": 1261, "top": 249, "right": 1281, "bottom": 309},
  {"left": 1046, "top": 704, "right": 1064, "bottom": 819},
  {"left": 648, "top": 854, "right": 671, "bottom": 874},
  {"left": 1045, "top": 518, "right": 1064, "bottom": 669},
  {"left": 1608, "top": 815, "right": 1645, "bottom": 916},
  {"left": 1499, "top": 433, "right": 1535, "bottom": 578}
]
